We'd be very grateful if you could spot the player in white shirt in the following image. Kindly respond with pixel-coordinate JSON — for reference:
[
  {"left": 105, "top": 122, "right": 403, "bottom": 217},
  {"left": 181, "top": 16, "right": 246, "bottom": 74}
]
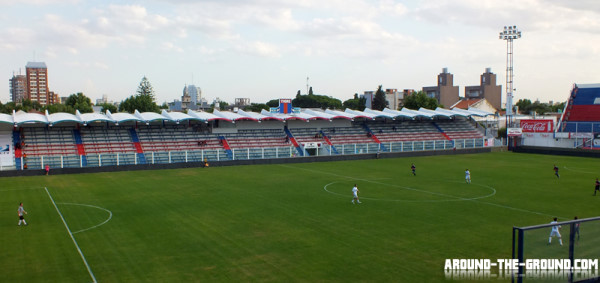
[
  {"left": 18, "top": 202, "right": 28, "bottom": 226},
  {"left": 548, "top": 217, "right": 562, "bottom": 246},
  {"left": 465, "top": 169, "right": 471, "bottom": 184},
  {"left": 351, "top": 184, "right": 361, "bottom": 204}
]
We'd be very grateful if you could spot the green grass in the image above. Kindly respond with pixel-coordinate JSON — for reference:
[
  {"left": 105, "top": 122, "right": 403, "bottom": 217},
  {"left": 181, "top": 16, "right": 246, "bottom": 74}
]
[{"left": 1, "top": 151, "right": 599, "bottom": 282}]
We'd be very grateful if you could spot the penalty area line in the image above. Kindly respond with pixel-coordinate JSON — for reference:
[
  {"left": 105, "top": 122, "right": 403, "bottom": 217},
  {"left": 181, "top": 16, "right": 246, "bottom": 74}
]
[{"left": 44, "top": 187, "right": 97, "bottom": 283}]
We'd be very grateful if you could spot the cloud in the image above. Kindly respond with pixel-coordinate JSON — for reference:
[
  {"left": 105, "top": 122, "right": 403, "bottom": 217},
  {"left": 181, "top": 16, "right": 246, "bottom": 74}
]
[
  {"left": 0, "top": 0, "right": 79, "bottom": 5},
  {"left": 413, "top": 0, "right": 600, "bottom": 34},
  {"left": 161, "top": 42, "right": 184, "bottom": 53},
  {"left": 234, "top": 41, "right": 281, "bottom": 58}
]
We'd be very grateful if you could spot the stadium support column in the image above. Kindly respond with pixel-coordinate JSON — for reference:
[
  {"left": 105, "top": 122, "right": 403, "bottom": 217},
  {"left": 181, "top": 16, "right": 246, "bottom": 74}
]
[{"left": 499, "top": 25, "right": 521, "bottom": 150}]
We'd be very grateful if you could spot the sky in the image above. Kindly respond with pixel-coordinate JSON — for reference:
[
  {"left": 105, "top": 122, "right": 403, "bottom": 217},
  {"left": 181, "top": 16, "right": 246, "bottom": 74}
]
[{"left": 2, "top": 0, "right": 600, "bottom": 107}]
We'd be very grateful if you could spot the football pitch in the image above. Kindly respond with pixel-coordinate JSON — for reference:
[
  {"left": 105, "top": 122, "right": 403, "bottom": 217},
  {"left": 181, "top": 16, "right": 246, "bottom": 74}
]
[{"left": 1, "top": 151, "right": 599, "bottom": 282}]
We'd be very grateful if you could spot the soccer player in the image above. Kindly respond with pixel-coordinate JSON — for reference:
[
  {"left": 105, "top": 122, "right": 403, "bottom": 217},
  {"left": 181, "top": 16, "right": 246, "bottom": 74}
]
[
  {"left": 548, "top": 217, "right": 562, "bottom": 246},
  {"left": 465, "top": 169, "right": 471, "bottom": 184},
  {"left": 411, "top": 163, "right": 416, "bottom": 176},
  {"left": 351, "top": 184, "right": 361, "bottom": 204},
  {"left": 18, "top": 203, "right": 28, "bottom": 226},
  {"left": 553, "top": 165, "right": 560, "bottom": 179},
  {"left": 45, "top": 164, "right": 50, "bottom": 175},
  {"left": 594, "top": 178, "right": 600, "bottom": 196}
]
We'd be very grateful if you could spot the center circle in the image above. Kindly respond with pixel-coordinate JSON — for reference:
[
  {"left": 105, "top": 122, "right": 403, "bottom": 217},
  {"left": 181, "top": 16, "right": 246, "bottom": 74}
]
[{"left": 323, "top": 180, "right": 496, "bottom": 202}]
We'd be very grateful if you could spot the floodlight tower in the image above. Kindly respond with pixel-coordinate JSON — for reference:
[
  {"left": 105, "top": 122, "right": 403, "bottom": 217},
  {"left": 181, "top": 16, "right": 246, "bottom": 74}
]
[{"left": 499, "top": 25, "right": 522, "bottom": 127}]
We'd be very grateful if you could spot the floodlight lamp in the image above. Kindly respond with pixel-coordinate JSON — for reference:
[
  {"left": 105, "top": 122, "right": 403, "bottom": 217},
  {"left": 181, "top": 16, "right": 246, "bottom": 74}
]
[
  {"left": 504, "top": 26, "right": 507, "bottom": 29},
  {"left": 513, "top": 25, "right": 516, "bottom": 29}
]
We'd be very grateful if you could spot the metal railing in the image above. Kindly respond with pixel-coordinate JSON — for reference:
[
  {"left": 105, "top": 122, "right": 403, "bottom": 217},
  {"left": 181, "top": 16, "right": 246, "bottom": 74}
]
[{"left": 16, "top": 138, "right": 488, "bottom": 170}]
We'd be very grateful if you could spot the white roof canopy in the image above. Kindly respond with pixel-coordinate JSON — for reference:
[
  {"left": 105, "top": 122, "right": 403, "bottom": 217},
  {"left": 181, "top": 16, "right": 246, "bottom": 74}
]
[{"left": 4, "top": 107, "right": 488, "bottom": 127}]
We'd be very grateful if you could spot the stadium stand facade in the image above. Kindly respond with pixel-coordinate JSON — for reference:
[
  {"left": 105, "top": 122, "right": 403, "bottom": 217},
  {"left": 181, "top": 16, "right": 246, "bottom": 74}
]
[{"left": 0, "top": 107, "right": 493, "bottom": 171}]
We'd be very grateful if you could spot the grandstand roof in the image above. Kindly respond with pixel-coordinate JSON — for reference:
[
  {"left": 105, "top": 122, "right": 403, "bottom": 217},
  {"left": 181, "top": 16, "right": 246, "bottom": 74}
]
[
  {"left": 3, "top": 107, "right": 491, "bottom": 127},
  {"left": 48, "top": 112, "right": 79, "bottom": 125},
  {"left": 575, "top": 83, "right": 600, "bottom": 89},
  {"left": 363, "top": 108, "right": 397, "bottom": 119}
]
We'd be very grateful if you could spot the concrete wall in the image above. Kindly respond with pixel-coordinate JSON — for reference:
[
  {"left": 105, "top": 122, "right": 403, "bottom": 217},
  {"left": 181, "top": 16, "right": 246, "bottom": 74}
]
[{"left": 513, "top": 146, "right": 600, "bottom": 158}]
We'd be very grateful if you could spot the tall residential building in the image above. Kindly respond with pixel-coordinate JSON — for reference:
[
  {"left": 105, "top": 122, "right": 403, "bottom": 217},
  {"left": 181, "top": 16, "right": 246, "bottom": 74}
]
[
  {"left": 464, "top": 68, "right": 502, "bottom": 111},
  {"left": 385, "top": 89, "right": 403, "bottom": 110},
  {"left": 9, "top": 72, "right": 27, "bottom": 103},
  {"left": 362, "top": 91, "right": 375, "bottom": 108},
  {"left": 422, "top": 68, "right": 460, "bottom": 108},
  {"left": 185, "top": 85, "right": 202, "bottom": 106},
  {"left": 25, "top": 61, "right": 52, "bottom": 105}
]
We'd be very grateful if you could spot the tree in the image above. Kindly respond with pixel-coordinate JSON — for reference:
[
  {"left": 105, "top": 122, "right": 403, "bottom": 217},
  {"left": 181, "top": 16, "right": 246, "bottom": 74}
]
[
  {"left": 402, "top": 91, "right": 439, "bottom": 110},
  {"left": 308, "top": 87, "right": 314, "bottom": 96},
  {"left": 515, "top": 99, "right": 532, "bottom": 114},
  {"left": 15, "top": 99, "right": 42, "bottom": 112},
  {"left": 136, "top": 76, "right": 156, "bottom": 100},
  {"left": 210, "top": 100, "right": 229, "bottom": 112},
  {"left": 244, "top": 103, "right": 269, "bottom": 112},
  {"left": 343, "top": 93, "right": 366, "bottom": 110},
  {"left": 45, "top": 103, "right": 74, "bottom": 114},
  {"left": 372, "top": 85, "right": 388, "bottom": 110},
  {"left": 551, "top": 102, "right": 566, "bottom": 113},
  {"left": 65, "top": 92, "right": 93, "bottom": 113},
  {"left": 99, "top": 103, "right": 117, "bottom": 113},
  {"left": 119, "top": 76, "right": 160, "bottom": 113},
  {"left": 292, "top": 93, "right": 342, "bottom": 109},
  {"left": 266, "top": 99, "right": 279, "bottom": 108}
]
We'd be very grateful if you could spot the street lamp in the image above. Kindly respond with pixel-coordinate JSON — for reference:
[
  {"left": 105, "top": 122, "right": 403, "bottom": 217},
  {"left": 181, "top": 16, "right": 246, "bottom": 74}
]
[{"left": 499, "top": 25, "right": 522, "bottom": 127}]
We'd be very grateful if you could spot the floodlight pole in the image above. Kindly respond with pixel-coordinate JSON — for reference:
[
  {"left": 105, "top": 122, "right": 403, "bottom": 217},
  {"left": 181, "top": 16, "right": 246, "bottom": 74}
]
[{"left": 499, "top": 25, "right": 521, "bottom": 128}]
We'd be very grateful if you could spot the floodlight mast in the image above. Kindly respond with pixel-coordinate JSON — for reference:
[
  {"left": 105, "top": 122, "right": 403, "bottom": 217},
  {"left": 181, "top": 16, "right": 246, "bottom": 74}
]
[{"left": 499, "top": 25, "right": 522, "bottom": 127}]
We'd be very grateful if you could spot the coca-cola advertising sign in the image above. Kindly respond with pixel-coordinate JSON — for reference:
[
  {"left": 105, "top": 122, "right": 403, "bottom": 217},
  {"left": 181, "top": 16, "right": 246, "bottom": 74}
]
[{"left": 520, "top": 119, "right": 554, "bottom": 133}]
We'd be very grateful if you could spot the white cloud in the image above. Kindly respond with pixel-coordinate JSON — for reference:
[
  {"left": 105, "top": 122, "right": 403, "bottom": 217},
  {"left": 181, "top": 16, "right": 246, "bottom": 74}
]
[
  {"left": 235, "top": 41, "right": 281, "bottom": 58},
  {"left": 0, "top": 0, "right": 78, "bottom": 5},
  {"left": 161, "top": 42, "right": 184, "bottom": 53}
]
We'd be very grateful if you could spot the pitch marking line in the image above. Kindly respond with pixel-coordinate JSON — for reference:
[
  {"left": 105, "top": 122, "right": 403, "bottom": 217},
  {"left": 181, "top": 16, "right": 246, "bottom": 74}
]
[
  {"left": 282, "top": 165, "right": 567, "bottom": 219},
  {"left": 563, "top": 166, "right": 598, "bottom": 175},
  {"left": 56, "top": 203, "right": 113, "bottom": 234},
  {"left": 45, "top": 187, "right": 97, "bottom": 283}
]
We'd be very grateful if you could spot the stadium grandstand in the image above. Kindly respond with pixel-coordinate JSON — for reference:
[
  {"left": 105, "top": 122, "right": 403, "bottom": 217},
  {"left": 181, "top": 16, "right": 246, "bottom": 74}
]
[
  {"left": 0, "top": 106, "right": 494, "bottom": 171},
  {"left": 557, "top": 83, "right": 600, "bottom": 133}
]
